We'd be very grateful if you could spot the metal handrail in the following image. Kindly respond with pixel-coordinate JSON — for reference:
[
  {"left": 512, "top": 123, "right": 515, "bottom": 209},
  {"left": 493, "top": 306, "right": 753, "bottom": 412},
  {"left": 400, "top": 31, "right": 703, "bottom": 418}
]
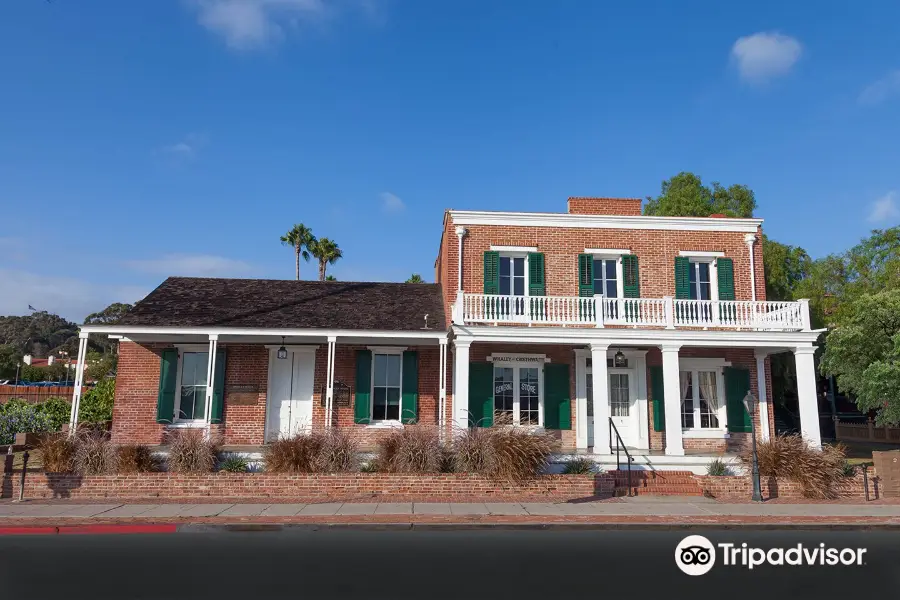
[{"left": 609, "top": 418, "right": 633, "bottom": 497}]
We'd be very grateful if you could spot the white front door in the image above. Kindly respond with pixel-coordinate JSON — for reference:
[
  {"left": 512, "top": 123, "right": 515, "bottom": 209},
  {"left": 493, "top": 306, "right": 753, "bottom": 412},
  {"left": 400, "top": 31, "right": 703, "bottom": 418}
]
[
  {"left": 266, "top": 348, "right": 315, "bottom": 441},
  {"left": 586, "top": 367, "right": 638, "bottom": 449}
]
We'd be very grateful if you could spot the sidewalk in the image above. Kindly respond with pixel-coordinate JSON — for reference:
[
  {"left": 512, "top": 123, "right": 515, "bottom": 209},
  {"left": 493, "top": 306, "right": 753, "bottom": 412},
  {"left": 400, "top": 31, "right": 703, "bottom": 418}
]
[{"left": 3, "top": 497, "right": 900, "bottom": 527}]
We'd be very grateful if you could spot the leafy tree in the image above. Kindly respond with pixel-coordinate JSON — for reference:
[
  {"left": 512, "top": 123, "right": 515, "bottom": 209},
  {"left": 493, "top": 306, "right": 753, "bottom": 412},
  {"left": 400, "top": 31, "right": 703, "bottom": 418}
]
[
  {"left": 280, "top": 223, "right": 316, "bottom": 280},
  {"left": 643, "top": 172, "right": 757, "bottom": 218},
  {"left": 79, "top": 378, "right": 115, "bottom": 424},
  {"left": 309, "top": 237, "right": 343, "bottom": 281},
  {"left": 0, "top": 311, "right": 78, "bottom": 357},
  {"left": 762, "top": 235, "right": 812, "bottom": 302},
  {"left": 406, "top": 274, "right": 425, "bottom": 283},
  {"left": 0, "top": 344, "right": 19, "bottom": 379},
  {"left": 36, "top": 397, "right": 72, "bottom": 431},
  {"left": 85, "top": 350, "right": 117, "bottom": 380},
  {"left": 84, "top": 302, "right": 133, "bottom": 354},
  {"left": 820, "top": 290, "right": 900, "bottom": 424}
]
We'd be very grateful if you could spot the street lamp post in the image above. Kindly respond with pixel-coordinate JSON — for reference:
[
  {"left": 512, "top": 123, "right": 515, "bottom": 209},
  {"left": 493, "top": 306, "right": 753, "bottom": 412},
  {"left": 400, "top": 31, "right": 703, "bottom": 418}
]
[{"left": 742, "top": 391, "right": 763, "bottom": 502}]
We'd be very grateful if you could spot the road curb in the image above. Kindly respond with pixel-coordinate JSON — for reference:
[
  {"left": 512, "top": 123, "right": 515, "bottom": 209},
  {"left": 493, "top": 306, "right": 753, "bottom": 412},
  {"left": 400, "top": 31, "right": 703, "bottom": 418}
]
[
  {"left": 174, "top": 522, "right": 900, "bottom": 532},
  {"left": 0, "top": 524, "right": 178, "bottom": 536}
]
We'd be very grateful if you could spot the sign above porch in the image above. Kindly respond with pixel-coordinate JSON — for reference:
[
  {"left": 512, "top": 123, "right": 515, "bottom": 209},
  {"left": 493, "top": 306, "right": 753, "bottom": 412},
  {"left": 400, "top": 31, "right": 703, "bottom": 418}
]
[{"left": 487, "top": 353, "right": 551, "bottom": 364}]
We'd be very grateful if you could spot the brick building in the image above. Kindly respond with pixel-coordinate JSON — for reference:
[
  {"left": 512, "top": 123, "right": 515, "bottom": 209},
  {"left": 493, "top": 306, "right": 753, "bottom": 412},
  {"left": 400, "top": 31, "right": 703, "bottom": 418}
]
[{"left": 70, "top": 196, "right": 824, "bottom": 472}]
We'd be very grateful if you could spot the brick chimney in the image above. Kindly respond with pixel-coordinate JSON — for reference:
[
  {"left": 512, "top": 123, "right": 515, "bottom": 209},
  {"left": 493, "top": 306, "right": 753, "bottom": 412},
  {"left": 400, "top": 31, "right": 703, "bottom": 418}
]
[{"left": 567, "top": 197, "right": 643, "bottom": 216}]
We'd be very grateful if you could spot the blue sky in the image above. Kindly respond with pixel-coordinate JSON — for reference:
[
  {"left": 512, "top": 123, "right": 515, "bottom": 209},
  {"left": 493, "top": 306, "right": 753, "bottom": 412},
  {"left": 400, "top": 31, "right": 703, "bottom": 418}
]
[{"left": 2, "top": 0, "right": 900, "bottom": 321}]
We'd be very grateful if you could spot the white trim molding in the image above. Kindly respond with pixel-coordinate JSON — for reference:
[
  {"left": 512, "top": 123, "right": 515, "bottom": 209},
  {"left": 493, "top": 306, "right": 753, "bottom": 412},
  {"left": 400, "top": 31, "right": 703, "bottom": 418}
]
[
  {"left": 366, "top": 346, "right": 408, "bottom": 354},
  {"left": 584, "top": 248, "right": 631, "bottom": 255},
  {"left": 450, "top": 210, "right": 764, "bottom": 233},
  {"left": 490, "top": 245, "right": 538, "bottom": 253},
  {"left": 678, "top": 250, "right": 726, "bottom": 258},
  {"left": 81, "top": 325, "right": 449, "bottom": 341}
]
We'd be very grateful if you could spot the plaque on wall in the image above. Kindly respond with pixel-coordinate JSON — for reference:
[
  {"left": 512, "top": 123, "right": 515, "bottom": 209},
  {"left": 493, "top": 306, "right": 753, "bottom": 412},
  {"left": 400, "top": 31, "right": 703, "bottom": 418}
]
[
  {"left": 226, "top": 383, "right": 260, "bottom": 406},
  {"left": 320, "top": 381, "right": 352, "bottom": 407}
]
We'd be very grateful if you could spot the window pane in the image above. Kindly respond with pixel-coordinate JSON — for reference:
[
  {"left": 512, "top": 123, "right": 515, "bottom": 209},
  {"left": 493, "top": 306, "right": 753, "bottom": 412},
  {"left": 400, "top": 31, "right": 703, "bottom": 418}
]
[
  {"left": 605, "top": 260, "right": 616, "bottom": 279},
  {"left": 520, "top": 368, "right": 539, "bottom": 425},
  {"left": 513, "top": 257, "right": 524, "bottom": 276},
  {"left": 387, "top": 387, "right": 400, "bottom": 406},
  {"left": 606, "top": 281, "right": 617, "bottom": 298},
  {"left": 593, "top": 260, "right": 604, "bottom": 294},
  {"left": 700, "top": 282, "right": 711, "bottom": 300},
  {"left": 179, "top": 386, "right": 205, "bottom": 420},
  {"left": 373, "top": 354, "right": 387, "bottom": 386},
  {"left": 513, "top": 276, "right": 524, "bottom": 296},
  {"left": 494, "top": 367, "right": 513, "bottom": 416},
  {"left": 610, "top": 374, "right": 629, "bottom": 417},
  {"left": 499, "top": 257, "right": 510, "bottom": 277},
  {"left": 689, "top": 264, "right": 697, "bottom": 284},
  {"left": 387, "top": 354, "right": 401, "bottom": 387},
  {"left": 182, "top": 353, "right": 209, "bottom": 387},
  {"left": 386, "top": 402, "right": 400, "bottom": 421},
  {"left": 698, "top": 262, "right": 710, "bottom": 282},
  {"left": 499, "top": 276, "right": 511, "bottom": 295},
  {"left": 586, "top": 377, "right": 594, "bottom": 417}
]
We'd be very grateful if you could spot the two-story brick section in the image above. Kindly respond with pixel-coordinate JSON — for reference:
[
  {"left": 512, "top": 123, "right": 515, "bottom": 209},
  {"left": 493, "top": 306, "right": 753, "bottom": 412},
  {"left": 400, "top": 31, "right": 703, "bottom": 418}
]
[{"left": 69, "top": 196, "right": 823, "bottom": 472}]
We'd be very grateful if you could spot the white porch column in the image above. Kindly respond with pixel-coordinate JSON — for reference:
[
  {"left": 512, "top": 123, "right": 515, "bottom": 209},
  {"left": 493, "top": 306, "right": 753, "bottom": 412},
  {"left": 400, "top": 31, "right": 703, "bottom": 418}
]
[
  {"left": 590, "top": 343, "right": 610, "bottom": 453},
  {"left": 325, "top": 336, "right": 337, "bottom": 428},
  {"left": 574, "top": 349, "right": 588, "bottom": 449},
  {"left": 204, "top": 335, "right": 219, "bottom": 432},
  {"left": 744, "top": 233, "right": 758, "bottom": 302},
  {"left": 754, "top": 349, "right": 771, "bottom": 442},
  {"left": 68, "top": 332, "right": 89, "bottom": 435},
  {"left": 660, "top": 344, "right": 684, "bottom": 456},
  {"left": 793, "top": 346, "right": 822, "bottom": 449},
  {"left": 439, "top": 338, "right": 448, "bottom": 440},
  {"left": 452, "top": 338, "right": 471, "bottom": 432}
]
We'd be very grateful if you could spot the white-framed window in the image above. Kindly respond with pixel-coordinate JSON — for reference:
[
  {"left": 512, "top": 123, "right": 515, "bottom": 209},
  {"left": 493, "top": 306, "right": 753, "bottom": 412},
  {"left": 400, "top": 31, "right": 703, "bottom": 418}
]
[
  {"left": 492, "top": 363, "right": 543, "bottom": 426},
  {"left": 498, "top": 254, "right": 528, "bottom": 297},
  {"left": 592, "top": 258, "right": 620, "bottom": 298},
  {"left": 175, "top": 347, "right": 210, "bottom": 423},
  {"left": 371, "top": 350, "right": 403, "bottom": 422},
  {"left": 688, "top": 261, "right": 714, "bottom": 300},
  {"left": 680, "top": 368, "right": 725, "bottom": 430}
]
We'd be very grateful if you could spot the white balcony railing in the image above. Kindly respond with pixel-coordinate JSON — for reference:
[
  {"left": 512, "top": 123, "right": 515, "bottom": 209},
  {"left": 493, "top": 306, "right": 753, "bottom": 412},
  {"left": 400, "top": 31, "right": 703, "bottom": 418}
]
[{"left": 454, "top": 293, "right": 811, "bottom": 331}]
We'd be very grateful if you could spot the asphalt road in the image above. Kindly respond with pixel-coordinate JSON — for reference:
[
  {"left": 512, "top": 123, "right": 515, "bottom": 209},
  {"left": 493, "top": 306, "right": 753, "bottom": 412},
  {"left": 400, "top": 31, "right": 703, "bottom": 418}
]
[{"left": 1, "top": 527, "right": 898, "bottom": 599}]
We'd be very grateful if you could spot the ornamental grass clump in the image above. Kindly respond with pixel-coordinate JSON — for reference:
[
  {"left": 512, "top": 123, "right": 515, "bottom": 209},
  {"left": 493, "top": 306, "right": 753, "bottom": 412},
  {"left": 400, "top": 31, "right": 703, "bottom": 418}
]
[
  {"left": 38, "top": 432, "right": 77, "bottom": 473},
  {"left": 562, "top": 457, "right": 598, "bottom": 475},
  {"left": 117, "top": 444, "right": 158, "bottom": 473},
  {"left": 73, "top": 431, "right": 118, "bottom": 475},
  {"left": 453, "top": 414, "right": 558, "bottom": 483},
  {"left": 166, "top": 429, "right": 219, "bottom": 474},
  {"left": 374, "top": 424, "right": 444, "bottom": 474},
  {"left": 318, "top": 427, "right": 360, "bottom": 473},
  {"left": 264, "top": 432, "right": 326, "bottom": 473},
  {"left": 743, "top": 434, "right": 849, "bottom": 499}
]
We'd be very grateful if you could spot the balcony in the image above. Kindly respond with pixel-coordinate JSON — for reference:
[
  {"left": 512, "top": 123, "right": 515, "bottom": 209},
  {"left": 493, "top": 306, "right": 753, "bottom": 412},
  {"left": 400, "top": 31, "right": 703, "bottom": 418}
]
[{"left": 453, "top": 293, "right": 811, "bottom": 332}]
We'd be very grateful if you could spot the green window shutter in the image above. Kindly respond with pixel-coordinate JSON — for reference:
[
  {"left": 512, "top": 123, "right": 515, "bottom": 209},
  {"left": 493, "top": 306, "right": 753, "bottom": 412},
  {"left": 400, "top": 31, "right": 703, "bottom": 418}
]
[
  {"left": 401, "top": 351, "right": 419, "bottom": 424},
  {"left": 354, "top": 350, "right": 372, "bottom": 424},
  {"left": 578, "top": 254, "right": 594, "bottom": 297},
  {"left": 724, "top": 367, "right": 752, "bottom": 433},
  {"left": 469, "top": 362, "right": 494, "bottom": 428},
  {"left": 527, "top": 252, "right": 546, "bottom": 296},
  {"left": 623, "top": 254, "right": 640, "bottom": 299},
  {"left": 483, "top": 251, "right": 500, "bottom": 295},
  {"left": 674, "top": 256, "right": 691, "bottom": 299},
  {"left": 210, "top": 350, "right": 227, "bottom": 424},
  {"left": 544, "top": 363, "right": 571, "bottom": 430},
  {"left": 717, "top": 257, "right": 735, "bottom": 301},
  {"left": 156, "top": 349, "right": 178, "bottom": 424},
  {"left": 650, "top": 365, "right": 665, "bottom": 432}
]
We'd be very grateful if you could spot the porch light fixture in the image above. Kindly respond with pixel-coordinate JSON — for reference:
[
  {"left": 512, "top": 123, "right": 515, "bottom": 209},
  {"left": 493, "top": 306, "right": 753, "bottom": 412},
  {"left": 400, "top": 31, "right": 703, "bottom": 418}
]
[
  {"left": 613, "top": 350, "right": 627, "bottom": 368},
  {"left": 277, "top": 337, "right": 288, "bottom": 360},
  {"left": 742, "top": 391, "right": 763, "bottom": 502}
]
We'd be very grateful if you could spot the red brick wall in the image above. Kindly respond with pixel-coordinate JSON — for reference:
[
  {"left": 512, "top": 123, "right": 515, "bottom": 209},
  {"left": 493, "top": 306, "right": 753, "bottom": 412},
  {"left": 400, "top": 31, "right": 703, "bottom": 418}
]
[
  {"left": 567, "top": 197, "right": 643, "bottom": 216},
  {"left": 441, "top": 215, "right": 766, "bottom": 306},
  {"left": 111, "top": 342, "right": 443, "bottom": 449},
  {"left": 7, "top": 472, "right": 614, "bottom": 501},
  {"left": 696, "top": 473, "right": 875, "bottom": 501}
]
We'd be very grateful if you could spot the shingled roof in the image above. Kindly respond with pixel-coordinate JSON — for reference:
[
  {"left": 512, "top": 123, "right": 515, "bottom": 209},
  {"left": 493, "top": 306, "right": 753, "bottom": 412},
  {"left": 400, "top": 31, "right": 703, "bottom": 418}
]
[{"left": 117, "top": 277, "right": 447, "bottom": 332}]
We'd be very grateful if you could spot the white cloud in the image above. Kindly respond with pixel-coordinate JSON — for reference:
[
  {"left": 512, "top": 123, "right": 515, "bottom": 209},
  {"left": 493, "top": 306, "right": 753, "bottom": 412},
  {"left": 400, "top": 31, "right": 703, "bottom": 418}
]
[
  {"left": 161, "top": 133, "right": 207, "bottom": 160},
  {"left": 189, "top": 0, "right": 335, "bottom": 50},
  {"left": 0, "top": 269, "right": 148, "bottom": 323},
  {"left": 379, "top": 192, "right": 405, "bottom": 212},
  {"left": 868, "top": 191, "right": 900, "bottom": 224},
  {"left": 859, "top": 70, "right": 900, "bottom": 106},
  {"left": 0, "top": 237, "right": 26, "bottom": 262},
  {"left": 731, "top": 32, "right": 802, "bottom": 84},
  {"left": 124, "top": 254, "right": 254, "bottom": 277}
]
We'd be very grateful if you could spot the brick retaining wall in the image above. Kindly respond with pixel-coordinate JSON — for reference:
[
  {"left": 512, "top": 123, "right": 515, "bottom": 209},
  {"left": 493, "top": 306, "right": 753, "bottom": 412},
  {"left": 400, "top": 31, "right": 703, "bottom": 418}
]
[
  {"left": 695, "top": 472, "right": 878, "bottom": 501},
  {"left": 3, "top": 472, "right": 615, "bottom": 501}
]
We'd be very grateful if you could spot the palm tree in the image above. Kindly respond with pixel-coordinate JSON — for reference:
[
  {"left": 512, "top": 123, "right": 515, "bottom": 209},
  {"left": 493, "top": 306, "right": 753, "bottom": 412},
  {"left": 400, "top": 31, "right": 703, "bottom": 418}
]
[
  {"left": 280, "top": 224, "right": 316, "bottom": 280},
  {"left": 406, "top": 274, "right": 425, "bottom": 283},
  {"left": 325, "top": 275, "right": 337, "bottom": 281},
  {"left": 310, "top": 237, "right": 343, "bottom": 281}
]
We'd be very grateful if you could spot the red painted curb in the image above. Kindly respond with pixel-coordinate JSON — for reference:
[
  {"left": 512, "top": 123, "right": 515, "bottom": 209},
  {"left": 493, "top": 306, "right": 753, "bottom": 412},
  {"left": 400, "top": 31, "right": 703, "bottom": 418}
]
[
  {"left": 58, "top": 524, "right": 178, "bottom": 535},
  {"left": 0, "top": 527, "right": 59, "bottom": 535}
]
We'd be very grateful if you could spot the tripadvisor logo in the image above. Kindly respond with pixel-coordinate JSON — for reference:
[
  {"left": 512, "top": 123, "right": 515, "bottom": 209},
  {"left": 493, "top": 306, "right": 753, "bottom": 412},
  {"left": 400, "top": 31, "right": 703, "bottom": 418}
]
[{"left": 675, "top": 535, "right": 867, "bottom": 576}]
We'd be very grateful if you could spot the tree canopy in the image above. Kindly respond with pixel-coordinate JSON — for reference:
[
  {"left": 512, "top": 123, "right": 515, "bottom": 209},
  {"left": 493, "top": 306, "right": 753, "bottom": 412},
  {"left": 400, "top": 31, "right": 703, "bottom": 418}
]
[{"left": 643, "top": 172, "right": 757, "bottom": 218}]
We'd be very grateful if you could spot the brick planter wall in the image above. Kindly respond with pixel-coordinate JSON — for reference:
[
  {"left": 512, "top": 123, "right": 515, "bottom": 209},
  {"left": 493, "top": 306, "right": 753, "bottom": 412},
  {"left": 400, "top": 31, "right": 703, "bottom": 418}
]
[
  {"left": 3, "top": 472, "right": 616, "bottom": 501},
  {"left": 695, "top": 473, "right": 878, "bottom": 501}
]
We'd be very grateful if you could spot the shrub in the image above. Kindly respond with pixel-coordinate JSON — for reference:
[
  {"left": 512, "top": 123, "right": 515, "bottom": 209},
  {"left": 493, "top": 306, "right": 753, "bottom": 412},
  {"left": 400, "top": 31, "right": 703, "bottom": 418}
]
[
  {"left": 0, "top": 400, "right": 53, "bottom": 445},
  {"left": 706, "top": 458, "right": 731, "bottom": 476},
  {"left": 375, "top": 425, "right": 444, "bottom": 473},
  {"left": 264, "top": 432, "right": 326, "bottom": 473},
  {"left": 78, "top": 378, "right": 115, "bottom": 424},
  {"left": 562, "top": 457, "right": 597, "bottom": 475},
  {"left": 841, "top": 460, "right": 857, "bottom": 477},
  {"left": 359, "top": 462, "right": 378, "bottom": 473},
  {"left": 73, "top": 431, "right": 118, "bottom": 475},
  {"left": 218, "top": 455, "right": 250, "bottom": 473},
  {"left": 36, "top": 397, "right": 72, "bottom": 432},
  {"left": 743, "top": 434, "right": 849, "bottom": 499},
  {"left": 117, "top": 444, "right": 158, "bottom": 473},
  {"left": 38, "top": 433, "right": 77, "bottom": 473},
  {"left": 166, "top": 429, "right": 218, "bottom": 474},
  {"left": 318, "top": 428, "right": 360, "bottom": 473},
  {"left": 453, "top": 416, "right": 558, "bottom": 483}
]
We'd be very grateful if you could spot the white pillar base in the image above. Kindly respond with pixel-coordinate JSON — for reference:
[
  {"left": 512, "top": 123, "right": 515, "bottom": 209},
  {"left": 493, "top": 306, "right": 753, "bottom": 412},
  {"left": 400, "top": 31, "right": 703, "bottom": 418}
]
[
  {"left": 452, "top": 340, "right": 471, "bottom": 433},
  {"left": 794, "top": 346, "right": 822, "bottom": 449},
  {"left": 591, "top": 344, "right": 610, "bottom": 454},
  {"left": 661, "top": 345, "right": 684, "bottom": 456}
]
